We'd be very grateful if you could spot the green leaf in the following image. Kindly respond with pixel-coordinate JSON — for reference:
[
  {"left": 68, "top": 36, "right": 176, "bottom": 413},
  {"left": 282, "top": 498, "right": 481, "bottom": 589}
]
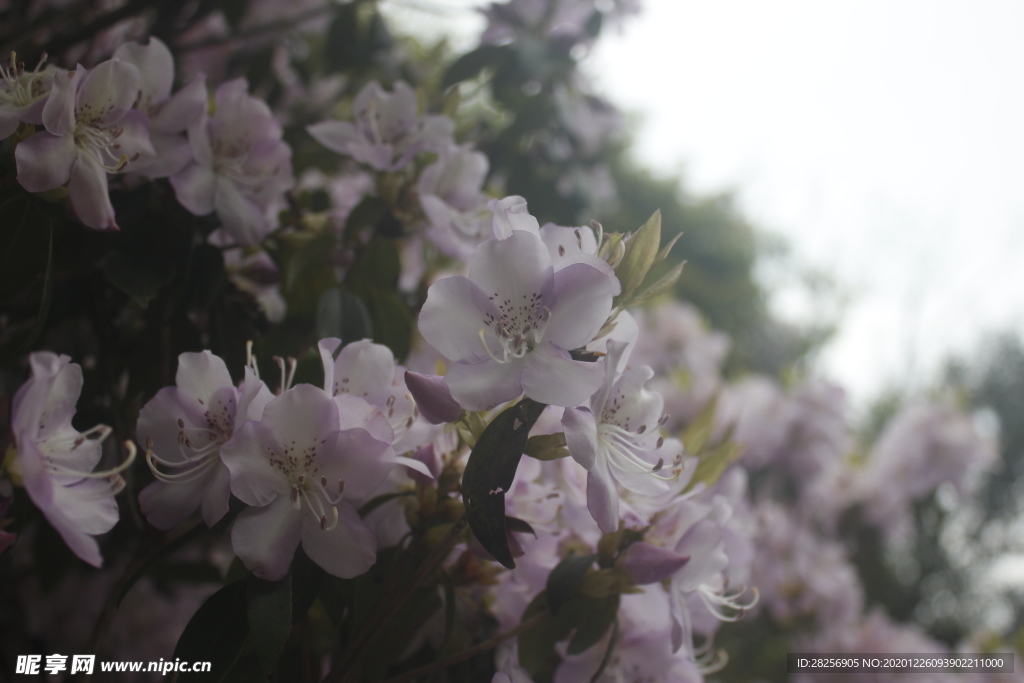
[
  {"left": 289, "top": 548, "right": 326, "bottom": 624},
  {"left": 615, "top": 210, "right": 662, "bottom": 298},
  {"left": 589, "top": 617, "right": 619, "bottom": 682},
  {"left": 525, "top": 433, "right": 570, "bottom": 461},
  {"left": 545, "top": 553, "right": 596, "bottom": 616},
  {"left": 363, "top": 289, "right": 411, "bottom": 360},
  {"left": 687, "top": 440, "right": 743, "bottom": 493},
  {"left": 342, "top": 196, "right": 387, "bottom": 241},
  {"left": 517, "top": 591, "right": 563, "bottom": 683},
  {"left": 316, "top": 287, "right": 373, "bottom": 342},
  {"left": 630, "top": 261, "right": 685, "bottom": 305},
  {"left": 358, "top": 490, "right": 415, "bottom": 518},
  {"left": 682, "top": 394, "right": 719, "bottom": 456},
  {"left": 348, "top": 236, "right": 400, "bottom": 291},
  {"left": 566, "top": 594, "right": 619, "bottom": 655},
  {"left": 247, "top": 574, "right": 292, "bottom": 675},
  {"left": 505, "top": 516, "right": 537, "bottom": 538},
  {"left": 461, "top": 398, "right": 546, "bottom": 569},
  {"left": 442, "top": 45, "right": 512, "bottom": 88},
  {"left": 103, "top": 247, "right": 175, "bottom": 307},
  {"left": 174, "top": 581, "right": 249, "bottom": 683}
]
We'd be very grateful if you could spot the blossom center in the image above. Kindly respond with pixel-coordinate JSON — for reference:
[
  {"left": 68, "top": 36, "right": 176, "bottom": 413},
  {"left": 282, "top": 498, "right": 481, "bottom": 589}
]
[{"left": 479, "top": 293, "right": 551, "bottom": 364}]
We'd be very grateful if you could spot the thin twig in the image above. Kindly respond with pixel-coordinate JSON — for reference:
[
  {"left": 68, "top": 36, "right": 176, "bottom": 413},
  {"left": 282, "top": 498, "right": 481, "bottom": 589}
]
[{"left": 381, "top": 610, "right": 550, "bottom": 683}]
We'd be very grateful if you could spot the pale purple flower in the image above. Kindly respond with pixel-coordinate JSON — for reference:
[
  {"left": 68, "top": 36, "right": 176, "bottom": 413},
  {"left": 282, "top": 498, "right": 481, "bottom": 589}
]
[
  {"left": 0, "top": 52, "right": 54, "bottom": 139},
  {"left": 631, "top": 301, "right": 730, "bottom": 428},
  {"left": 170, "top": 78, "right": 294, "bottom": 245},
  {"left": 114, "top": 36, "right": 207, "bottom": 178},
  {"left": 15, "top": 59, "right": 155, "bottom": 230},
  {"left": 307, "top": 81, "right": 454, "bottom": 172},
  {"left": 418, "top": 144, "right": 491, "bottom": 255},
  {"left": 137, "top": 350, "right": 273, "bottom": 530},
  {"left": 10, "top": 352, "right": 133, "bottom": 567},
  {"left": 418, "top": 227, "right": 620, "bottom": 410},
  {"left": 854, "top": 402, "right": 997, "bottom": 543},
  {"left": 751, "top": 502, "right": 863, "bottom": 630},
  {"left": 562, "top": 339, "right": 693, "bottom": 533},
  {"left": 220, "top": 383, "right": 396, "bottom": 580},
  {"left": 317, "top": 338, "right": 440, "bottom": 469}
]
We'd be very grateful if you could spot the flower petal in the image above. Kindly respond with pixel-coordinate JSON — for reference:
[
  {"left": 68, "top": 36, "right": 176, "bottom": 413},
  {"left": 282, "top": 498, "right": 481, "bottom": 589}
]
[
  {"left": 444, "top": 358, "right": 524, "bottom": 412},
  {"left": 76, "top": 59, "right": 140, "bottom": 128},
  {"left": 42, "top": 67, "right": 83, "bottom": 136},
  {"left": 586, "top": 457, "right": 619, "bottom": 534},
  {"left": 468, "top": 231, "right": 552, "bottom": 312},
  {"left": 175, "top": 350, "right": 234, "bottom": 409},
  {"left": 521, "top": 344, "right": 603, "bottom": 408},
  {"left": 221, "top": 421, "right": 288, "bottom": 507},
  {"left": 562, "top": 406, "right": 598, "bottom": 470},
  {"left": 200, "top": 463, "right": 232, "bottom": 527},
  {"left": 306, "top": 120, "right": 360, "bottom": 154},
  {"left": 138, "top": 468, "right": 214, "bottom": 530},
  {"left": 152, "top": 74, "right": 207, "bottom": 133},
  {"left": 68, "top": 154, "right": 117, "bottom": 230},
  {"left": 300, "top": 502, "right": 377, "bottom": 578},
  {"left": 489, "top": 195, "right": 540, "bottom": 239},
  {"left": 621, "top": 541, "right": 690, "bottom": 585},
  {"left": 214, "top": 175, "right": 272, "bottom": 245},
  {"left": 114, "top": 37, "right": 174, "bottom": 110},
  {"left": 418, "top": 276, "right": 496, "bottom": 363},
  {"left": 544, "top": 261, "right": 619, "bottom": 351},
  {"left": 404, "top": 371, "right": 462, "bottom": 424},
  {"left": 231, "top": 498, "right": 303, "bottom": 580},
  {"left": 15, "top": 131, "right": 76, "bottom": 192},
  {"left": 170, "top": 161, "right": 216, "bottom": 215}
]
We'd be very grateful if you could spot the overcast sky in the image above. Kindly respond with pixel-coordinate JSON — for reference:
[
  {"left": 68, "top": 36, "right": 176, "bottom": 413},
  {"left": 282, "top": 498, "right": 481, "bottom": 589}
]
[{"left": 386, "top": 0, "right": 1024, "bottom": 407}]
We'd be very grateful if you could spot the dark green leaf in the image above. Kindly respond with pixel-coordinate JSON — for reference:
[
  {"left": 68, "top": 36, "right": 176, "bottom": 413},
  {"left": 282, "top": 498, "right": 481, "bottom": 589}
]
[
  {"left": 545, "top": 554, "right": 596, "bottom": 616},
  {"left": 442, "top": 45, "right": 513, "bottom": 88},
  {"left": 247, "top": 574, "right": 292, "bottom": 675},
  {"left": 505, "top": 516, "right": 537, "bottom": 538},
  {"left": 358, "top": 490, "right": 415, "bottom": 518},
  {"left": 174, "top": 581, "right": 249, "bottom": 682},
  {"left": 348, "top": 236, "right": 400, "bottom": 291},
  {"left": 589, "top": 618, "right": 619, "bottom": 682},
  {"left": 103, "top": 248, "right": 175, "bottom": 307},
  {"left": 525, "top": 433, "right": 569, "bottom": 461},
  {"left": 342, "top": 196, "right": 387, "bottom": 241},
  {"left": 316, "top": 287, "right": 373, "bottom": 342},
  {"left": 517, "top": 591, "right": 564, "bottom": 683},
  {"left": 566, "top": 594, "right": 619, "bottom": 655},
  {"left": 362, "top": 289, "right": 411, "bottom": 360},
  {"left": 462, "top": 398, "right": 546, "bottom": 568}
]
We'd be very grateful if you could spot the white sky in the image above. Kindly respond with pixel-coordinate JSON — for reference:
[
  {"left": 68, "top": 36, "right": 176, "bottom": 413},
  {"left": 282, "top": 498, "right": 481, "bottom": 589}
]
[{"left": 385, "top": 0, "right": 1024, "bottom": 407}]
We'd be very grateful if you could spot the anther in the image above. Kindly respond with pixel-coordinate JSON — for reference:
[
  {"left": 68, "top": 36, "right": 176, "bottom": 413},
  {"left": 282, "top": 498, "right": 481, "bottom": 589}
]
[
  {"left": 177, "top": 418, "right": 185, "bottom": 429},
  {"left": 321, "top": 476, "right": 327, "bottom": 488},
  {"left": 637, "top": 424, "right": 647, "bottom": 434},
  {"left": 656, "top": 436, "right": 664, "bottom": 448},
  {"left": 659, "top": 414, "right": 669, "bottom": 426},
  {"left": 652, "top": 458, "right": 665, "bottom": 472}
]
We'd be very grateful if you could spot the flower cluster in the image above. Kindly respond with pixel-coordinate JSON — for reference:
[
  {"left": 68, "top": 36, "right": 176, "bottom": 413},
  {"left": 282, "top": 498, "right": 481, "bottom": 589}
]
[
  {"left": 138, "top": 340, "right": 433, "bottom": 580},
  {"left": 7, "top": 38, "right": 294, "bottom": 241}
]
